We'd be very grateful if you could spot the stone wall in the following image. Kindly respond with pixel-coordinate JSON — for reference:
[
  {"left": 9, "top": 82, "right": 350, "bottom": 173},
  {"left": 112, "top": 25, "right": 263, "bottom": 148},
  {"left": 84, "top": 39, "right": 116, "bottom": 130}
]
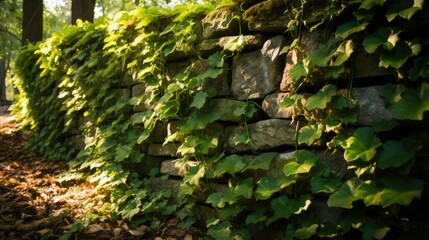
[{"left": 70, "top": 0, "right": 429, "bottom": 225}]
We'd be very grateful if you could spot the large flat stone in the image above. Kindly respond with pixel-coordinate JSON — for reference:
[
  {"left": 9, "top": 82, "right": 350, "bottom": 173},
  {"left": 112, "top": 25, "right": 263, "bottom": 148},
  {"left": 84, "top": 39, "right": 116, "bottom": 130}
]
[
  {"left": 201, "top": 4, "right": 246, "bottom": 39},
  {"left": 197, "top": 34, "right": 267, "bottom": 56},
  {"left": 243, "top": 0, "right": 326, "bottom": 32},
  {"left": 262, "top": 92, "right": 293, "bottom": 119},
  {"left": 232, "top": 36, "right": 286, "bottom": 100},
  {"left": 341, "top": 86, "right": 392, "bottom": 126},
  {"left": 160, "top": 159, "right": 198, "bottom": 176},
  {"left": 224, "top": 119, "right": 297, "bottom": 152},
  {"left": 192, "top": 60, "right": 231, "bottom": 97}
]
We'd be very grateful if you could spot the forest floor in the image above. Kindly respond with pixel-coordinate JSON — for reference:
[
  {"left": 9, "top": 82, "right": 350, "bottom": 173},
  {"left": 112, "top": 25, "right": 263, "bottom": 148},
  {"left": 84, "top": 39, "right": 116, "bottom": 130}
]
[{"left": 0, "top": 103, "right": 202, "bottom": 240}]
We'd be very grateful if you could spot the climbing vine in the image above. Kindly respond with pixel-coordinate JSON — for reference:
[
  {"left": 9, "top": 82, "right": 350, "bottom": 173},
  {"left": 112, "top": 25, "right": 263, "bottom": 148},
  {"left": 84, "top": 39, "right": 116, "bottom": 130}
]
[{"left": 12, "top": 0, "right": 428, "bottom": 239}]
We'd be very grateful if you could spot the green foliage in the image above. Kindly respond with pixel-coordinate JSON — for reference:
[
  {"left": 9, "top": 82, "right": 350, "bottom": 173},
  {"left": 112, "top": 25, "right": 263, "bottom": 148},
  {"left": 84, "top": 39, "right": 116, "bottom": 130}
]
[{"left": 12, "top": 0, "right": 427, "bottom": 239}]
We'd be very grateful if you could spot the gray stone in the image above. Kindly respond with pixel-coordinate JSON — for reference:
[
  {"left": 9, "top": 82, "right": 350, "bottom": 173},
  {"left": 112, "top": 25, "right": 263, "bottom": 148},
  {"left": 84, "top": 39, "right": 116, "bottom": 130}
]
[
  {"left": 203, "top": 98, "right": 260, "bottom": 122},
  {"left": 201, "top": 4, "right": 245, "bottom": 39},
  {"left": 147, "top": 122, "right": 168, "bottom": 143},
  {"left": 243, "top": 0, "right": 325, "bottom": 33},
  {"left": 280, "top": 31, "right": 334, "bottom": 91},
  {"left": 160, "top": 159, "right": 198, "bottom": 176},
  {"left": 120, "top": 71, "right": 140, "bottom": 87},
  {"left": 131, "top": 84, "right": 157, "bottom": 112},
  {"left": 316, "top": 150, "right": 352, "bottom": 178},
  {"left": 353, "top": 50, "right": 391, "bottom": 79},
  {"left": 232, "top": 36, "right": 286, "bottom": 100},
  {"left": 224, "top": 119, "right": 297, "bottom": 152},
  {"left": 341, "top": 86, "right": 392, "bottom": 126},
  {"left": 135, "top": 155, "right": 165, "bottom": 176},
  {"left": 262, "top": 92, "right": 294, "bottom": 119},
  {"left": 150, "top": 177, "right": 227, "bottom": 202},
  {"left": 148, "top": 143, "right": 180, "bottom": 157},
  {"left": 197, "top": 34, "right": 267, "bottom": 56},
  {"left": 268, "top": 151, "right": 295, "bottom": 177},
  {"left": 192, "top": 59, "right": 231, "bottom": 97},
  {"left": 165, "top": 61, "right": 190, "bottom": 85}
]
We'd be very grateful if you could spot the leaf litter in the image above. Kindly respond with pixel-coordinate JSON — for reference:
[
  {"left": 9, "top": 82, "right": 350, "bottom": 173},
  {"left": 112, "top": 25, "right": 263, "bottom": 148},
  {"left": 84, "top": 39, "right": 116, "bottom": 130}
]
[{"left": 0, "top": 104, "right": 202, "bottom": 239}]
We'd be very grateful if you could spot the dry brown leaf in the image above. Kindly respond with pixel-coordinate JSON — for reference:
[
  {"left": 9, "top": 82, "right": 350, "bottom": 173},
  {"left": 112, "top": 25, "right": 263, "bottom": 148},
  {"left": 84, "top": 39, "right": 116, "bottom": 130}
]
[
  {"left": 184, "top": 234, "right": 193, "bottom": 240},
  {"left": 12, "top": 161, "right": 21, "bottom": 168},
  {"left": 84, "top": 223, "right": 105, "bottom": 234},
  {"left": 37, "top": 228, "right": 52, "bottom": 235},
  {"left": 128, "top": 225, "right": 149, "bottom": 236}
]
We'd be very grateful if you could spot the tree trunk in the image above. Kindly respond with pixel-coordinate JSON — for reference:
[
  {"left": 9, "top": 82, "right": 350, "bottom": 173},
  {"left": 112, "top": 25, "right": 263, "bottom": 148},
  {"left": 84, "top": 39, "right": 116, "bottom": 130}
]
[
  {"left": 71, "top": 0, "right": 96, "bottom": 24},
  {"left": 22, "top": 0, "right": 43, "bottom": 44},
  {"left": 0, "top": 59, "right": 7, "bottom": 101}
]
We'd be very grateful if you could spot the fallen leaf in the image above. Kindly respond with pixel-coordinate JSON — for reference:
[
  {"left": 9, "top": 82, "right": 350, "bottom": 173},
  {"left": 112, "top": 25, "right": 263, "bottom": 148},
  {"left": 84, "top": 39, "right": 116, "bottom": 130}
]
[
  {"left": 12, "top": 161, "right": 21, "bottom": 168},
  {"left": 128, "top": 225, "right": 149, "bottom": 236},
  {"left": 85, "top": 224, "right": 105, "bottom": 234},
  {"left": 37, "top": 228, "right": 52, "bottom": 235}
]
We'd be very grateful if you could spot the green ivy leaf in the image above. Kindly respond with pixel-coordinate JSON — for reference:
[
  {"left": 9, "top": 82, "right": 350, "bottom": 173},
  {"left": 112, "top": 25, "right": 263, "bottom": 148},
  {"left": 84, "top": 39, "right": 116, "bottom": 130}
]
[
  {"left": 206, "top": 189, "right": 235, "bottom": 208},
  {"left": 360, "top": 0, "right": 387, "bottom": 10},
  {"left": 379, "top": 177, "right": 423, "bottom": 207},
  {"left": 387, "top": 82, "right": 429, "bottom": 120},
  {"left": 283, "top": 150, "right": 318, "bottom": 176},
  {"left": 335, "top": 21, "right": 369, "bottom": 39},
  {"left": 215, "top": 155, "right": 246, "bottom": 176},
  {"left": 311, "top": 175, "right": 342, "bottom": 194},
  {"left": 207, "top": 220, "right": 232, "bottom": 239},
  {"left": 362, "top": 27, "right": 398, "bottom": 54},
  {"left": 355, "top": 180, "right": 382, "bottom": 206},
  {"left": 254, "top": 176, "right": 280, "bottom": 200},
  {"left": 294, "top": 223, "right": 318, "bottom": 239},
  {"left": 114, "top": 145, "right": 133, "bottom": 162},
  {"left": 233, "top": 178, "right": 253, "bottom": 199},
  {"left": 333, "top": 40, "right": 354, "bottom": 66},
  {"left": 183, "top": 165, "right": 206, "bottom": 187},
  {"left": 386, "top": 0, "right": 424, "bottom": 22},
  {"left": 246, "top": 152, "right": 277, "bottom": 171},
  {"left": 408, "top": 56, "right": 429, "bottom": 82},
  {"left": 307, "top": 47, "right": 332, "bottom": 67},
  {"left": 288, "top": 62, "right": 307, "bottom": 81},
  {"left": 340, "top": 127, "right": 382, "bottom": 162},
  {"left": 190, "top": 91, "right": 208, "bottom": 109},
  {"left": 379, "top": 41, "right": 414, "bottom": 69},
  {"left": 245, "top": 208, "right": 267, "bottom": 225},
  {"left": 268, "top": 194, "right": 311, "bottom": 224},
  {"left": 306, "top": 84, "right": 337, "bottom": 111},
  {"left": 360, "top": 219, "right": 390, "bottom": 240},
  {"left": 298, "top": 124, "right": 323, "bottom": 145},
  {"left": 327, "top": 178, "right": 361, "bottom": 209},
  {"left": 376, "top": 138, "right": 421, "bottom": 169}
]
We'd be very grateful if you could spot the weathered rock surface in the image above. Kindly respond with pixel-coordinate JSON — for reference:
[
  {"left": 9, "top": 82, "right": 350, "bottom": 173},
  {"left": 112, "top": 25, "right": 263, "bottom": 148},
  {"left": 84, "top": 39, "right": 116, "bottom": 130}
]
[
  {"left": 243, "top": 0, "right": 326, "bottom": 32},
  {"left": 224, "top": 119, "right": 297, "bottom": 152},
  {"left": 148, "top": 143, "right": 180, "bottom": 157},
  {"left": 134, "top": 155, "right": 166, "bottom": 176},
  {"left": 353, "top": 50, "right": 391, "bottom": 79},
  {"left": 201, "top": 4, "right": 246, "bottom": 39},
  {"left": 232, "top": 36, "right": 286, "bottom": 100},
  {"left": 192, "top": 59, "right": 231, "bottom": 97},
  {"left": 341, "top": 86, "right": 392, "bottom": 126},
  {"left": 262, "top": 92, "right": 294, "bottom": 119},
  {"left": 131, "top": 84, "right": 156, "bottom": 112},
  {"left": 197, "top": 34, "right": 267, "bottom": 56},
  {"left": 203, "top": 98, "right": 260, "bottom": 122},
  {"left": 160, "top": 159, "right": 198, "bottom": 176}
]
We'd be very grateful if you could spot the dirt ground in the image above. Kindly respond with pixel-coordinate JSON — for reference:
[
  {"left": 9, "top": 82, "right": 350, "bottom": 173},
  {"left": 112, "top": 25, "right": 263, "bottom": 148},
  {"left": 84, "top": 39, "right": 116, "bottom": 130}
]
[{"left": 0, "top": 103, "right": 202, "bottom": 240}]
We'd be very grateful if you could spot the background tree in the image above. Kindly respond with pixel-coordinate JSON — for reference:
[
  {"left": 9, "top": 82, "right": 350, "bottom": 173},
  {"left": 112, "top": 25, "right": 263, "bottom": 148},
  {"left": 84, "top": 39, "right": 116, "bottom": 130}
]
[
  {"left": 71, "top": 0, "right": 96, "bottom": 24},
  {"left": 0, "top": 0, "right": 21, "bottom": 101},
  {"left": 22, "top": 0, "right": 43, "bottom": 44}
]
